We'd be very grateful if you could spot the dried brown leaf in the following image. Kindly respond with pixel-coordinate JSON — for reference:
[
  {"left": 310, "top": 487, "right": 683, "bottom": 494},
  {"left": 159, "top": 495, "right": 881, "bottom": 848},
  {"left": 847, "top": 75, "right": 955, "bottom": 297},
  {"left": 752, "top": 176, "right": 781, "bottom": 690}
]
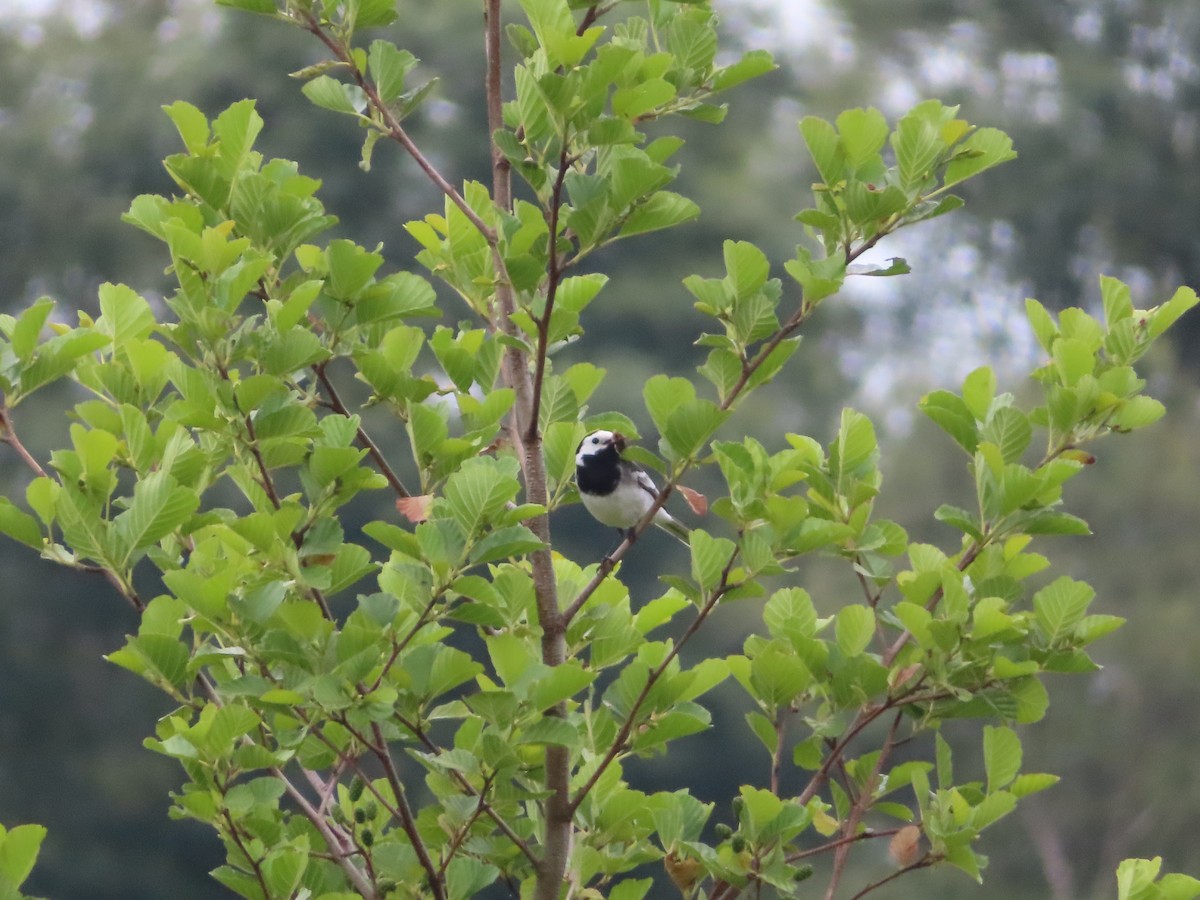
[
  {"left": 397, "top": 494, "right": 433, "bottom": 523},
  {"left": 889, "top": 824, "right": 923, "bottom": 868},
  {"left": 678, "top": 484, "right": 708, "bottom": 516}
]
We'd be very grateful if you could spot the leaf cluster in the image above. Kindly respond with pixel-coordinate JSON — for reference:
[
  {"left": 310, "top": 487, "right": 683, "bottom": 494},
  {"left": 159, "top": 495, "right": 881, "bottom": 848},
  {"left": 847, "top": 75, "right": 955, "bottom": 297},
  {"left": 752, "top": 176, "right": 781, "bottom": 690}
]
[{"left": 0, "top": 1, "right": 1194, "bottom": 899}]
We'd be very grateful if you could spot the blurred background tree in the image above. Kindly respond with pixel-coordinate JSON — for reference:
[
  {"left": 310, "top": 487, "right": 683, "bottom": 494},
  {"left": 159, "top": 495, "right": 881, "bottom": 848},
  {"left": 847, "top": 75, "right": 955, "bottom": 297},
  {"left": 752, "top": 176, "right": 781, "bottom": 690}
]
[{"left": 0, "top": 0, "right": 1196, "bottom": 897}]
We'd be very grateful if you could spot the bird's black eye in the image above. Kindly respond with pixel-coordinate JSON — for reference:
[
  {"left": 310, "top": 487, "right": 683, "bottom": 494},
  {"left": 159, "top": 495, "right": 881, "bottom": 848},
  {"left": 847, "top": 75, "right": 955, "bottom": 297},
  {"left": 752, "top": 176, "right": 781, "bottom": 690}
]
[{"left": 591, "top": 436, "right": 600, "bottom": 444}]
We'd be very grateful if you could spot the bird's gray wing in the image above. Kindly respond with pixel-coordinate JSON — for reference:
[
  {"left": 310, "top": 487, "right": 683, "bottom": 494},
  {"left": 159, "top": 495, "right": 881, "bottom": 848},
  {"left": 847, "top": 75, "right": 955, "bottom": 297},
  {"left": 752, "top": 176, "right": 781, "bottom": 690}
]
[{"left": 631, "top": 466, "right": 662, "bottom": 501}]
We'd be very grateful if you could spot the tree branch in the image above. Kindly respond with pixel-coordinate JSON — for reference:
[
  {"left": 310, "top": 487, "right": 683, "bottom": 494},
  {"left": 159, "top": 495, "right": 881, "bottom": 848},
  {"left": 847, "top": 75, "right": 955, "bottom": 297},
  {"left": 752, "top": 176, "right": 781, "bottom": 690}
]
[
  {"left": 370, "top": 722, "right": 447, "bottom": 900},
  {"left": 526, "top": 145, "right": 572, "bottom": 447},
  {"left": 273, "top": 765, "right": 378, "bottom": 899},
  {"left": 483, "top": 6, "right": 569, "bottom": 896},
  {"left": 298, "top": 11, "right": 496, "bottom": 245},
  {"left": 823, "top": 711, "right": 903, "bottom": 900},
  {"left": 0, "top": 404, "right": 48, "bottom": 478},
  {"left": 846, "top": 855, "right": 936, "bottom": 900},
  {"left": 313, "top": 362, "right": 412, "bottom": 498},
  {"left": 569, "top": 548, "right": 741, "bottom": 813}
]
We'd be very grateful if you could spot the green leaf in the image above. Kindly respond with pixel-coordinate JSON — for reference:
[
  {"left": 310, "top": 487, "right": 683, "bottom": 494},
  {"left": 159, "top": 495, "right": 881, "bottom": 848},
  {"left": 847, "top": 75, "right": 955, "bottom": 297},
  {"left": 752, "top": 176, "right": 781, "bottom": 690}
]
[
  {"left": 262, "top": 845, "right": 308, "bottom": 899},
  {"left": 723, "top": 240, "right": 770, "bottom": 299},
  {"left": 643, "top": 375, "right": 695, "bottom": 436},
  {"left": 944, "top": 127, "right": 1017, "bottom": 187},
  {"left": 1051, "top": 336, "right": 1095, "bottom": 387},
  {"left": 1033, "top": 577, "right": 1095, "bottom": 642},
  {"left": 981, "top": 406, "right": 1031, "bottom": 463},
  {"left": 665, "top": 399, "right": 726, "bottom": 460},
  {"left": 11, "top": 297, "right": 55, "bottom": 360},
  {"left": 613, "top": 78, "right": 678, "bottom": 119},
  {"left": 960, "top": 366, "right": 996, "bottom": 420},
  {"left": 619, "top": 191, "right": 700, "bottom": 237},
  {"left": 983, "top": 725, "right": 1022, "bottom": 792},
  {"left": 112, "top": 472, "right": 200, "bottom": 565},
  {"left": 1010, "top": 773, "right": 1060, "bottom": 798},
  {"left": 891, "top": 111, "right": 941, "bottom": 189},
  {"left": 98, "top": 283, "right": 157, "bottom": 343},
  {"left": 107, "top": 633, "right": 190, "bottom": 691},
  {"left": 0, "top": 498, "right": 42, "bottom": 548},
  {"left": 798, "top": 116, "right": 844, "bottom": 185},
  {"left": 1117, "top": 858, "right": 1163, "bottom": 900},
  {"left": 711, "top": 49, "right": 776, "bottom": 91},
  {"left": 784, "top": 247, "right": 845, "bottom": 303},
  {"left": 367, "top": 40, "right": 417, "bottom": 104},
  {"left": 446, "top": 856, "right": 500, "bottom": 900},
  {"left": 469, "top": 525, "right": 545, "bottom": 564},
  {"left": 836, "top": 107, "right": 888, "bottom": 169},
  {"left": 829, "top": 407, "right": 877, "bottom": 479},
  {"left": 689, "top": 530, "right": 736, "bottom": 592},
  {"left": 835, "top": 605, "right": 874, "bottom": 656},
  {"left": 935, "top": 732, "right": 953, "bottom": 788},
  {"left": 972, "top": 790, "right": 1016, "bottom": 829},
  {"left": 1020, "top": 510, "right": 1091, "bottom": 536},
  {"left": 215, "top": 0, "right": 277, "bottom": 13},
  {"left": 1111, "top": 395, "right": 1165, "bottom": 431},
  {"left": 1148, "top": 285, "right": 1200, "bottom": 340},
  {"left": 260, "top": 327, "right": 330, "bottom": 374},
  {"left": 530, "top": 662, "right": 596, "bottom": 710},
  {"left": 933, "top": 504, "right": 982, "bottom": 540},
  {"left": 0, "top": 823, "right": 46, "bottom": 888},
  {"left": 302, "top": 75, "right": 367, "bottom": 115},
  {"left": 920, "top": 390, "right": 978, "bottom": 453},
  {"left": 444, "top": 457, "right": 520, "bottom": 536}
]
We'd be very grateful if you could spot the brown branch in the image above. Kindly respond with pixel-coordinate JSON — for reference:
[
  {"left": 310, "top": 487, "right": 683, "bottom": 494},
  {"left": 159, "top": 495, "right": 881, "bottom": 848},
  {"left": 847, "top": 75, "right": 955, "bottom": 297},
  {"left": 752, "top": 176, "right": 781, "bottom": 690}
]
[
  {"left": 298, "top": 12, "right": 496, "bottom": 245},
  {"left": 770, "top": 711, "right": 788, "bottom": 795},
  {"left": 369, "top": 721, "right": 447, "bottom": 900},
  {"left": 823, "top": 711, "right": 903, "bottom": 900},
  {"left": 576, "top": 3, "right": 618, "bottom": 34},
  {"left": 846, "top": 855, "right": 937, "bottom": 900},
  {"left": 222, "top": 810, "right": 271, "bottom": 899},
  {"left": 568, "top": 548, "right": 740, "bottom": 814},
  {"left": 438, "top": 771, "right": 498, "bottom": 877},
  {"left": 796, "top": 702, "right": 895, "bottom": 808},
  {"left": 0, "top": 405, "right": 48, "bottom": 478},
  {"left": 787, "top": 827, "right": 905, "bottom": 862},
  {"left": 483, "top": 4, "right": 569, "bottom": 897},
  {"left": 394, "top": 711, "right": 539, "bottom": 867},
  {"left": 274, "top": 766, "right": 378, "bottom": 898},
  {"left": 526, "top": 145, "right": 572, "bottom": 446},
  {"left": 314, "top": 362, "right": 411, "bottom": 498},
  {"left": 882, "top": 535, "right": 984, "bottom": 667}
]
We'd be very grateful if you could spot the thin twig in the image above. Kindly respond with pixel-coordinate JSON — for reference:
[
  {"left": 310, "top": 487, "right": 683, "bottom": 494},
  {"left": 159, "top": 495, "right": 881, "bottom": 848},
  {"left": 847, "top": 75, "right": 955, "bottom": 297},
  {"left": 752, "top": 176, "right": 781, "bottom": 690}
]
[
  {"left": 568, "top": 548, "right": 741, "bottom": 813},
  {"left": 846, "top": 856, "right": 937, "bottom": 900},
  {"left": 298, "top": 12, "right": 496, "bottom": 245},
  {"left": 314, "top": 362, "right": 411, "bottom": 498},
  {"left": 788, "top": 827, "right": 904, "bottom": 862},
  {"left": 526, "top": 145, "right": 572, "bottom": 446},
  {"left": 222, "top": 811, "right": 271, "bottom": 899},
  {"left": 274, "top": 765, "right": 378, "bottom": 898},
  {"left": 823, "top": 711, "right": 903, "bottom": 900},
  {"left": 482, "top": 4, "right": 569, "bottom": 897},
  {"left": 369, "top": 721, "right": 447, "bottom": 900},
  {"left": 0, "top": 405, "right": 48, "bottom": 478}
]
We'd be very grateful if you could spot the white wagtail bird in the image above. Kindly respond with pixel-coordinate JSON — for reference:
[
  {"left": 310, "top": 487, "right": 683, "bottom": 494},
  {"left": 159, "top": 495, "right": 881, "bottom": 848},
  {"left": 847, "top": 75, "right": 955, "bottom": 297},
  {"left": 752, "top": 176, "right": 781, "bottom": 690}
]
[{"left": 575, "top": 430, "right": 690, "bottom": 543}]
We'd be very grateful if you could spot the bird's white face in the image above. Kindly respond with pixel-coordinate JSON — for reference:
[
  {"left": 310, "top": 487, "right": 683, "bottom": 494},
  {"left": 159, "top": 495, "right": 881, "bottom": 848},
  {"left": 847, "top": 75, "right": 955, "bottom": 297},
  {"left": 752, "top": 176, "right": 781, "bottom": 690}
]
[{"left": 576, "top": 430, "right": 619, "bottom": 465}]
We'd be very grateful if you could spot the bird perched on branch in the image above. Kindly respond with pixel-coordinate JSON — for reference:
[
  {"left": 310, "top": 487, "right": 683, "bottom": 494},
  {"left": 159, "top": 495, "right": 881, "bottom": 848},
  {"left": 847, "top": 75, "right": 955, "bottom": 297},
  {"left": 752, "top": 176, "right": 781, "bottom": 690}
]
[{"left": 574, "top": 429, "right": 689, "bottom": 543}]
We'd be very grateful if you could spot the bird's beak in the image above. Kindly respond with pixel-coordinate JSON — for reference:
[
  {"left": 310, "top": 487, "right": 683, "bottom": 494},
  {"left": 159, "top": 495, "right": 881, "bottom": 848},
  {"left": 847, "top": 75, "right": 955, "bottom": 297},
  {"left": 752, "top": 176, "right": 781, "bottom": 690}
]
[{"left": 611, "top": 432, "right": 627, "bottom": 453}]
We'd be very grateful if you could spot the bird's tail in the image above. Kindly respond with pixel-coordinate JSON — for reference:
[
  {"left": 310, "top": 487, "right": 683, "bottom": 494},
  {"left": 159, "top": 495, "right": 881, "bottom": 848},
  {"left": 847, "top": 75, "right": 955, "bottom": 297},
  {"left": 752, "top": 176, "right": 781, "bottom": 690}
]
[{"left": 654, "top": 510, "right": 691, "bottom": 545}]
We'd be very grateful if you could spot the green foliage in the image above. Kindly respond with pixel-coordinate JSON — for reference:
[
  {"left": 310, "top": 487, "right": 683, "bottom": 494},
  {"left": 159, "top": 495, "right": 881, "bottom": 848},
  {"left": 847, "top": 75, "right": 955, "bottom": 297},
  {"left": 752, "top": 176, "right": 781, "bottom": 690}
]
[
  {"left": 0, "top": 1, "right": 1193, "bottom": 899},
  {"left": 0, "top": 822, "right": 47, "bottom": 900}
]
